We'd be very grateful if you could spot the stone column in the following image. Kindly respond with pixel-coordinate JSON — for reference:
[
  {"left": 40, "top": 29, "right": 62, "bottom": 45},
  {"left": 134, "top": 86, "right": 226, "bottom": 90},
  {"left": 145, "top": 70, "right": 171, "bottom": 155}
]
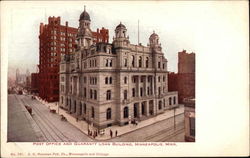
[
  {"left": 152, "top": 76, "right": 155, "bottom": 95},
  {"left": 138, "top": 102, "right": 142, "bottom": 118},
  {"left": 146, "top": 101, "right": 149, "bottom": 116},
  {"left": 145, "top": 76, "right": 148, "bottom": 96},
  {"left": 76, "top": 76, "right": 79, "bottom": 96},
  {"left": 76, "top": 101, "right": 80, "bottom": 116},
  {"left": 137, "top": 76, "right": 140, "bottom": 97}
]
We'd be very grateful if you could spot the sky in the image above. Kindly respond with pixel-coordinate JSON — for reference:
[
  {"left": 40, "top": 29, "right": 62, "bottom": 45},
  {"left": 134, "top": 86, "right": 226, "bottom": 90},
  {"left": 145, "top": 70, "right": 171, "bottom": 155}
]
[{"left": 2, "top": 1, "right": 247, "bottom": 79}]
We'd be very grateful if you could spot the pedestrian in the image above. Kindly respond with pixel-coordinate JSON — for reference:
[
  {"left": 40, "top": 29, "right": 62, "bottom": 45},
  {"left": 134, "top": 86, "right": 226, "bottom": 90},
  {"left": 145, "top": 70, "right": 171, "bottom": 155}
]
[
  {"left": 88, "top": 129, "right": 90, "bottom": 136},
  {"left": 115, "top": 130, "right": 118, "bottom": 137}
]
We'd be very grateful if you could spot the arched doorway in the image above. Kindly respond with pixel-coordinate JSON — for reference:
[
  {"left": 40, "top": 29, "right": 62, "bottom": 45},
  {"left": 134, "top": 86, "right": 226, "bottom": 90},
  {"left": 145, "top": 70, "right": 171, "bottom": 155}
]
[
  {"left": 134, "top": 103, "right": 138, "bottom": 118},
  {"left": 79, "top": 102, "right": 82, "bottom": 116},
  {"left": 149, "top": 100, "right": 154, "bottom": 115}
]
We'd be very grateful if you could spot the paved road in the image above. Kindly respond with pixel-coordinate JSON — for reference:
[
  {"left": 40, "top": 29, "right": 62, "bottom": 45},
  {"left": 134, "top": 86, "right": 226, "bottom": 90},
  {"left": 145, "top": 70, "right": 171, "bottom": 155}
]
[
  {"left": 14, "top": 94, "right": 93, "bottom": 142},
  {"left": 108, "top": 113, "right": 184, "bottom": 142},
  {"left": 8, "top": 95, "right": 45, "bottom": 142},
  {"left": 9, "top": 94, "right": 184, "bottom": 142}
]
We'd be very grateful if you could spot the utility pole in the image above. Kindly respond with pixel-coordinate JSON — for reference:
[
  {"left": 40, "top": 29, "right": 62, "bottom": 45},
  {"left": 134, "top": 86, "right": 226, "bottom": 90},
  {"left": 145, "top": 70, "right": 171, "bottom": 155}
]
[
  {"left": 138, "top": 20, "right": 140, "bottom": 45},
  {"left": 174, "top": 107, "right": 176, "bottom": 130}
]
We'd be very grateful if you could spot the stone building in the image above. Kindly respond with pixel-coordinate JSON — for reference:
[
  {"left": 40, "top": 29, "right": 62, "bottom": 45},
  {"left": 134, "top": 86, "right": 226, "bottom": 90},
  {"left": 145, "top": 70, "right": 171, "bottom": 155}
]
[
  {"left": 39, "top": 15, "right": 109, "bottom": 102},
  {"left": 59, "top": 8, "right": 179, "bottom": 129}
]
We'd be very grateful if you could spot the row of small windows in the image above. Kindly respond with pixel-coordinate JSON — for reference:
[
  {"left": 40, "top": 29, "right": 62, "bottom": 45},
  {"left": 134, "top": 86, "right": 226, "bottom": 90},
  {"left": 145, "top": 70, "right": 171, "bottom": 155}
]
[
  {"left": 96, "top": 45, "right": 112, "bottom": 54},
  {"left": 131, "top": 76, "right": 165, "bottom": 83},
  {"left": 105, "top": 59, "right": 113, "bottom": 67},
  {"left": 169, "top": 96, "right": 177, "bottom": 105},
  {"left": 105, "top": 77, "right": 112, "bottom": 84},
  {"left": 127, "top": 56, "right": 149, "bottom": 68},
  {"left": 158, "top": 62, "right": 165, "bottom": 69},
  {"left": 62, "top": 97, "right": 113, "bottom": 120},
  {"left": 89, "top": 89, "right": 97, "bottom": 100},
  {"left": 89, "top": 77, "right": 97, "bottom": 85},
  {"left": 63, "top": 98, "right": 95, "bottom": 118},
  {"left": 89, "top": 59, "right": 97, "bottom": 67}
]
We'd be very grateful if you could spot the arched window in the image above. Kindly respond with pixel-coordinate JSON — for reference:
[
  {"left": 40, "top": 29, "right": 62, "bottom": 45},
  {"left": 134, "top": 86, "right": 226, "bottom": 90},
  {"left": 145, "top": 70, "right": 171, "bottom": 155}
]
[
  {"left": 169, "top": 97, "right": 172, "bottom": 105},
  {"left": 158, "top": 62, "right": 161, "bottom": 68},
  {"left": 140, "top": 87, "right": 143, "bottom": 97},
  {"left": 61, "top": 96, "right": 63, "bottom": 104},
  {"left": 109, "top": 77, "right": 112, "bottom": 84},
  {"left": 109, "top": 60, "right": 112, "bottom": 67},
  {"left": 158, "top": 87, "right": 161, "bottom": 95},
  {"left": 105, "top": 77, "right": 108, "bottom": 84},
  {"left": 146, "top": 57, "right": 149, "bottom": 68},
  {"left": 106, "top": 90, "right": 111, "bottom": 100},
  {"left": 91, "top": 107, "right": 95, "bottom": 118},
  {"left": 106, "top": 108, "right": 112, "bottom": 120},
  {"left": 106, "top": 59, "right": 109, "bottom": 67},
  {"left": 131, "top": 55, "right": 135, "bottom": 67},
  {"left": 132, "top": 88, "right": 135, "bottom": 97},
  {"left": 94, "top": 90, "right": 97, "bottom": 100},
  {"left": 123, "top": 107, "right": 129, "bottom": 118},
  {"left": 79, "top": 102, "right": 82, "bottom": 115},
  {"left": 124, "top": 90, "right": 127, "bottom": 100},
  {"left": 138, "top": 56, "right": 142, "bottom": 67},
  {"left": 124, "top": 58, "right": 127, "bottom": 67},
  {"left": 90, "top": 89, "right": 93, "bottom": 99},
  {"left": 158, "top": 100, "right": 162, "bottom": 110},
  {"left": 124, "top": 77, "right": 127, "bottom": 84}
]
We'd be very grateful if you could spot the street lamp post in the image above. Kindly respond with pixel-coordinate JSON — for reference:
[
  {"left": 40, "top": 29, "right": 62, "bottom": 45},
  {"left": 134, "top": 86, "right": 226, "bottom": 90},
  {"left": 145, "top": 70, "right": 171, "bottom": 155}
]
[{"left": 173, "top": 107, "right": 176, "bottom": 130}]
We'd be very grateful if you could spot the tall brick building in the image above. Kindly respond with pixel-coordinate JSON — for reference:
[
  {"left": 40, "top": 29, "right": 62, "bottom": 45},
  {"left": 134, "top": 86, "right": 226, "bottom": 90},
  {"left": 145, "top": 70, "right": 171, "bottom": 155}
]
[
  {"left": 31, "top": 73, "right": 39, "bottom": 94},
  {"left": 39, "top": 16, "right": 109, "bottom": 102},
  {"left": 168, "top": 50, "right": 195, "bottom": 103},
  {"left": 38, "top": 17, "right": 78, "bottom": 102}
]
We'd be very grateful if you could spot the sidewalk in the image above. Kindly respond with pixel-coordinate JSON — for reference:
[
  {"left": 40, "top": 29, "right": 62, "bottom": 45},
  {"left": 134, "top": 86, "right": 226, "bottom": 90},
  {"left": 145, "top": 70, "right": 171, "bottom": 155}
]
[
  {"left": 8, "top": 95, "right": 45, "bottom": 142},
  {"left": 35, "top": 96, "right": 184, "bottom": 141}
]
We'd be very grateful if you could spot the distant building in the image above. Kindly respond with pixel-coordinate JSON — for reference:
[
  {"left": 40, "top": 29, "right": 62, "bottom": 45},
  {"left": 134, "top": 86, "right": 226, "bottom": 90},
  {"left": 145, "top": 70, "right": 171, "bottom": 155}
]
[
  {"left": 168, "top": 50, "right": 195, "bottom": 103},
  {"left": 178, "top": 50, "right": 195, "bottom": 74},
  {"left": 38, "top": 16, "right": 109, "bottom": 102},
  {"left": 31, "top": 73, "right": 39, "bottom": 94},
  {"left": 184, "top": 98, "right": 195, "bottom": 142},
  {"left": 25, "top": 75, "right": 31, "bottom": 91},
  {"left": 59, "top": 7, "right": 179, "bottom": 129},
  {"left": 15, "top": 68, "right": 20, "bottom": 85}
]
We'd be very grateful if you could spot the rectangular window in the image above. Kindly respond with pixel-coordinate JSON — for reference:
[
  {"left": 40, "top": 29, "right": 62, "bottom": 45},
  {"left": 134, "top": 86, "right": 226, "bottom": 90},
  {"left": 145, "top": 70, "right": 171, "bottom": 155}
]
[{"left": 61, "top": 76, "right": 65, "bottom": 82}]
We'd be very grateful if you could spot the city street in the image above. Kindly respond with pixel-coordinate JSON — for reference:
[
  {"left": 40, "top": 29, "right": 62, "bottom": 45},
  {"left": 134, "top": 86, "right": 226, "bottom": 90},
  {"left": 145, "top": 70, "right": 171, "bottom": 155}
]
[
  {"left": 108, "top": 113, "right": 184, "bottom": 142},
  {"left": 8, "top": 94, "right": 93, "bottom": 142},
  {"left": 8, "top": 94, "right": 184, "bottom": 142}
]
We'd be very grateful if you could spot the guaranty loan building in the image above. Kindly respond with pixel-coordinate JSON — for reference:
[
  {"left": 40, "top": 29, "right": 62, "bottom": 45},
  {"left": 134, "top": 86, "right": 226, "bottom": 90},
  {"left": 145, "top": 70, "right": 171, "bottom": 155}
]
[{"left": 59, "top": 7, "right": 179, "bottom": 129}]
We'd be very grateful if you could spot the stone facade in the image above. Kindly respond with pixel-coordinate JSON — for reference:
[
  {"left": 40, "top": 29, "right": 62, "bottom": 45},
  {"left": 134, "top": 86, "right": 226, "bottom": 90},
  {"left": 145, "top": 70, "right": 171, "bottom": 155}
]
[{"left": 59, "top": 8, "right": 179, "bottom": 129}]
